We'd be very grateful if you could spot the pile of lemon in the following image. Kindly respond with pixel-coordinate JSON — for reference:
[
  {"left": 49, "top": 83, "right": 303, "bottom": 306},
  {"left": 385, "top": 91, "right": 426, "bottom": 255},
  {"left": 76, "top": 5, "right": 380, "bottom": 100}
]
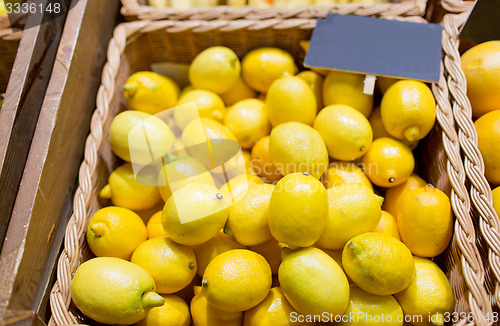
[{"left": 71, "top": 45, "right": 455, "bottom": 326}]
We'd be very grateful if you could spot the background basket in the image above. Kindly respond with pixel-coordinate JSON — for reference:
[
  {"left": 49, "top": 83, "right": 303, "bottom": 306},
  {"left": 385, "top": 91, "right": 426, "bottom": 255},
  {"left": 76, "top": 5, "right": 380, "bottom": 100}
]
[
  {"left": 120, "top": 0, "right": 427, "bottom": 21},
  {"left": 441, "top": 12, "right": 500, "bottom": 312},
  {"left": 49, "top": 17, "right": 493, "bottom": 326}
]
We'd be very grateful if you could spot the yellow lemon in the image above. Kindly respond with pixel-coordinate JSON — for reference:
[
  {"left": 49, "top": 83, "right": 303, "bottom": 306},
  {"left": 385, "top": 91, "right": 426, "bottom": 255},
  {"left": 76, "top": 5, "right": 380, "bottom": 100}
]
[
  {"left": 220, "top": 77, "right": 257, "bottom": 106},
  {"left": 157, "top": 155, "right": 215, "bottom": 202},
  {"left": 322, "top": 161, "right": 372, "bottom": 190},
  {"left": 474, "top": 110, "right": 500, "bottom": 185},
  {"left": 340, "top": 287, "right": 403, "bottom": 326},
  {"left": 242, "top": 149, "right": 254, "bottom": 174},
  {"left": 179, "top": 85, "right": 194, "bottom": 98},
  {"left": 251, "top": 135, "right": 283, "bottom": 183},
  {"left": 342, "top": 232, "right": 415, "bottom": 296},
  {"left": 189, "top": 46, "right": 241, "bottom": 94},
  {"left": 146, "top": 211, "right": 167, "bottom": 239},
  {"left": 124, "top": 71, "right": 179, "bottom": 115},
  {"left": 297, "top": 70, "right": 324, "bottom": 111},
  {"left": 361, "top": 137, "right": 415, "bottom": 187},
  {"left": 109, "top": 110, "right": 175, "bottom": 165},
  {"left": 248, "top": 238, "right": 283, "bottom": 275},
  {"left": 397, "top": 185, "right": 453, "bottom": 257},
  {"left": 323, "top": 70, "right": 373, "bottom": 117},
  {"left": 202, "top": 249, "right": 272, "bottom": 312},
  {"left": 171, "top": 138, "right": 188, "bottom": 156},
  {"left": 176, "top": 89, "right": 226, "bottom": 128},
  {"left": 191, "top": 230, "right": 246, "bottom": 277},
  {"left": 243, "top": 287, "right": 315, "bottom": 326},
  {"left": 224, "top": 98, "right": 271, "bottom": 149},
  {"left": 493, "top": 186, "right": 500, "bottom": 217},
  {"left": 162, "top": 183, "right": 228, "bottom": 246},
  {"left": 279, "top": 247, "right": 350, "bottom": 315},
  {"left": 99, "top": 163, "right": 162, "bottom": 211},
  {"left": 242, "top": 47, "right": 297, "bottom": 93},
  {"left": 461, "top": 41, "right": 500, "bottom": 118},
  {"left": 394, "top": 257, "right": 454, "bottom": 326},
  {"left": 136, "top": 294, "right": 191, "bottom": 326},
  {"left": 71, "top": 257, "right": 164, "bottom": 325},
  {"left": 316, "top": 247, "right": 354, "bottom": 286},
  {"left": 191, "top": 286, "right": 243, "bottom": 326},
  {"left": 316, "top": 184, "right": 382, "bottom": 250},
  {"left": 314, "top": 104, "right": 373, "bottom": 161},
  {"left": 382, "top": 174, "right": 427, "bottom": 217},
  {"left": 380, "top": 80, "right": 436, "bottom": 142},
  {"left": 369, "top": 107, "right": 419, "bottom": 149},
  {"left": 266, "top": 75, "right": 317, "bottom": 126},
  {"left": 131, "top": 237, "right": 197, "bottom": 294},
  {"left": 373, "top": 211, "right": 400, "bottom": 240},
  {"left": 269, "top": 122, "right": 329, "bottom": 179},
  {"left": 268, "top": 173, "right": 328, "bottom": 247},
  {"left": 218, "top": 172, "right": 264, "bottom": 204},
  {"left": 86, "top": 206, "right": 147, "bottom": 260},
  {"left": 376, "top": 76, "right": 397, "bottom": 94},
  {"left": 226, "top": 183, "right": 275, "bottom": 246}
]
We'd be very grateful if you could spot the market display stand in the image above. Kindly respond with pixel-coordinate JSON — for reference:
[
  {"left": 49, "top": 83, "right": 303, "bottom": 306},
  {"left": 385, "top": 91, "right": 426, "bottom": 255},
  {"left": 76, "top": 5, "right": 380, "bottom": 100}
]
[{"left": 0, "top": 0, "right": 120, "bottom": 325}]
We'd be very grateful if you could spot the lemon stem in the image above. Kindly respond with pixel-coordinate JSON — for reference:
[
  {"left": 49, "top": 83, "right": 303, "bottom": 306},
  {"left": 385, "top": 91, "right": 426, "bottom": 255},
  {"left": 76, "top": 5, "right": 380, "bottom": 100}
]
[
  {"left": 430, "top": 313, "right": 444, "bottom": 326},
  {"left": 404, "top": 126, "right": 420, "bottom": 142},
  {"left": 123, "top": 82, "right": 138, "bottom": 97},
  {"left": 142, "top": 292, "right": 164, "bottom": 309},
  {"left": 375, "top": 194, "right": 384, "bottom": 207},
  {"left": 424, "top": 183, "right": 435, "bottom": 192},
  {"left": 90, "top": 222, "right": 107, "bottom": 237},
  {"left": 164, "top": 153, "right": 178, "bottom": 164},
  {"left": 223, "top": 224, "right": 233, "bottom": 236},
  {"left": 99, "top": 184, "right": 112, "bottom": 199},
  {"left": 347, "top": 241, "right": 363, "bottom": 256}
]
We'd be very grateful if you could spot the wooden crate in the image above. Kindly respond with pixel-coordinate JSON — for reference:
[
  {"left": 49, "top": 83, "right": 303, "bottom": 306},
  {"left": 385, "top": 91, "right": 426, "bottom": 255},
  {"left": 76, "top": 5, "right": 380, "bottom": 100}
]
[{"left": 0, "top": 0, "right": 120, "bottom": 325}]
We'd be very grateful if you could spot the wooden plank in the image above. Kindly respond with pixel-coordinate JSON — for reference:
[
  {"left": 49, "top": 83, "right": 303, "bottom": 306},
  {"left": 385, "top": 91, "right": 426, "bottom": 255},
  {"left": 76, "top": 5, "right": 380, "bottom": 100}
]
[
  {"left": 0, "top": 0, "right": 66, "bottom": 249},
  {"left": 0, "top": 0, "right": 120, "bottom": 324}
]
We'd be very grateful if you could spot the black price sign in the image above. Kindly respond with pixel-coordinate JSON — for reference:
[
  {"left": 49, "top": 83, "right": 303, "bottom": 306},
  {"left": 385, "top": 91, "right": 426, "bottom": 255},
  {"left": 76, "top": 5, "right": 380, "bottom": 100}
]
[{"left": 460, "top": 0, "right": 500, "bottom": 44}]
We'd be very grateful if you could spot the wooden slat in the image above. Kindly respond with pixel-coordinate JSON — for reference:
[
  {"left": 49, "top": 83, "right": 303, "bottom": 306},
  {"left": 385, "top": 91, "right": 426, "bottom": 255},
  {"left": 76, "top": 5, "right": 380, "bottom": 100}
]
[{"left": 0, "top": 0, "right": 120, "bottom": 324}]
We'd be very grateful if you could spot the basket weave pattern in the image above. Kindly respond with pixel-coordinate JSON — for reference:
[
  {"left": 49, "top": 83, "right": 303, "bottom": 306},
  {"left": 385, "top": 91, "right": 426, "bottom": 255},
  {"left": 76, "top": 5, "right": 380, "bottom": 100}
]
[
  {"left": 441, "top": 0, "right": 473, "bottom": 14},
  {"left": 49, "top": 18, "right": 493, "bottom": 326}
]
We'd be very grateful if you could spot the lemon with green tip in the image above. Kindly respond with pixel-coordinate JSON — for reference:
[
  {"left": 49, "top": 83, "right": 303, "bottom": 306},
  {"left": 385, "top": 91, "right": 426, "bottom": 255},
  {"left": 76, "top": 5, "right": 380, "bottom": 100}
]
[{"left": 136, "top": 294, "right": 191, "bottom": 326}]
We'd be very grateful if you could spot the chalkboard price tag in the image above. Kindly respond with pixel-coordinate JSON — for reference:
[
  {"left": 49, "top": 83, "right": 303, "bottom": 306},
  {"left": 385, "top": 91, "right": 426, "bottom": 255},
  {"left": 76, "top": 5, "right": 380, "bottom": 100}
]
[{"left": 460, "top": 0, "right": 500, "bottom": 44}]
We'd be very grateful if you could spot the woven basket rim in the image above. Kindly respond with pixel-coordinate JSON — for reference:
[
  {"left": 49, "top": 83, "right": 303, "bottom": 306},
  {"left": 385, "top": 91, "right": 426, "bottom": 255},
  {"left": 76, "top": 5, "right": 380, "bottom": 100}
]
[
  {"left": 441, "top": 0, "right": 474, "bottom": 14},
  {"left": 48, "top": 17, "right": 492, "bottom": 326},
  {"left": 119, "top": 0, "right": 427, "bottom": 20},
  {"left": 0, "top": 27, "right": 23, "bottom": 40},
  {"left": 442, "top": 12, "right": 500, "bottom": 307}
]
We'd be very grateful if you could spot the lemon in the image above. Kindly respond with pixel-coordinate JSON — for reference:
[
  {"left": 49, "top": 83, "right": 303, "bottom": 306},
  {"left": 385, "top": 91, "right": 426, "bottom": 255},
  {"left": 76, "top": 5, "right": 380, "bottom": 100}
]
[
  {"left": 202, "top": 249, "right": 272, "bottom": 312},
  {"left": 179, "top": 85, "right": 194, "bottom": 98},
  {"left": 242, "top": 149, "right": 254, "bottom": 174},
  {"left": 220, "top": 77, "right": 257, "bottom": 106},
  {"left": 382, "top": 174, "right": 426, "bottom": 217},
  {"left": 136, "top": 203, "right": 165, "bottom": 224},
  {"left": 461, "top": 41, "right": 500, "bottom": 117},
  {"left": 342, "top": 232, "right": 415, "bottom": 295},
  {"left": 189, "top": 46, "right": 241, "bottom": 94},
  {"left": 109, "top": 110, "right": 175, "bottom": 165},
  {"left": 369, "top": 106, "right": 393, "bottom": 139},
  {"left": 146, "top": 211, "right": 167, "bottom": 239},
  {"left": 71, "top": 257, "right": 164, "bottom": 325},
  {"left": 192, "top": 230, "right": 246, "bottom": 277},
  {"left": 361, "top": 137, "right": 415, "bottom": 187},
  {"left": 279, "top": 247, "right": 350, "bottom": 315},
  {"left": 322, "top": 161, "right": 372, "bottom": 190},
  {"left": 243, "top": 287, "right": 315, "bottom": 326},
  {"left": 218, "top": 172, "right": 264, "bottom": 204},
  {"left": 298, "top": 40, "right": 330, "bottom": 76},
  {"left": 316, "top": 247, "right": 354, "bottom": 286},
  {"left": 136, "top": 294, "right": 191, "bottom": 326},
  {"left": 175, "top": 89, "right": 226, "bottom": 128},
  {"left": 248, "top": 238, "right": 282, "bottom": 275},
  {"left": 173, "top": 274, "right": 201, "bottom": 304},
  {"left": 269, "top": 122, "right": 329, "bottom": 179},
  {"left": 86, "top": 206, "right": 147, "bottom": 260},
  {"left": 314, "top": 104, "right": 373, "bottom": 161},
  {"left": 297, "top": 70, "right": 324, "bottom": 111},
  {"left": 242, "top": 47, "right": 297, "bottom": 93},
  {"left": 124, "top": 71, "right": 179, "bottom": 115},
  {"left": 99, "top": 163, "right": 162, "bottom": 211},
  {"left": 377, "top": 76, "right": 397, "bottom": 94},
  {"left": 257, "top": 92, "right": 266, "bottom": 101},
  {"left": 226, "top": 183, "right": 274, "bottom": 246},
  {"left": 171, "top": 138, "right": 188, "bottom": 156},
  {"left": 157, "top": 155, "right": 215, "bottom": 202},
  {"left": 380, "top": 80, "right": 436, "bottom": 142},
  {"left": 251, "top": 135, "right": 283, "bottom": 183},
  {"left": 323, "top": 70, "right": 373, "bottom": 117},
  {"left": 224, "top": 98, "right": 271, "bottom": 148},
  {"left": 269, "top": 173, "right": 328, "bottom": 247},
  {"left": 266, "top": 75, "right": 317, "bottom": 126},
  {"left": 316, "top": 184, "right": 382, "bottom": 250},
  {"left": 191, "top": 286, "right": 244, "bottom": 326},
  {"left": 394, "top": 257, "right": 454, "bottom": 326},
  {"left": 373, "top": 211, "right": 400, "bottom": 240},
  {"left": 340, "top": 287, "right": 403, "bottom": 326},
  {"left": 162, "top": 182, "right": 228, "bottom": 246},
  {"left": 493, "top": 186, "right": 500, "bottom": 217},
  {"left": 474, "top": 110, "right": 500, "bottom": 185},
  {"left": 397, "top": 185, "right": 453, "bottom": 257}
]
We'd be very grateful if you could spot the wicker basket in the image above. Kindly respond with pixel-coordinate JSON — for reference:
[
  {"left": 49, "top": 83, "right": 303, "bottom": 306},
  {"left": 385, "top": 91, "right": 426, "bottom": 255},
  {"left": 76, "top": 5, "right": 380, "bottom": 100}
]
[
  {"left": 120, "top": 0, "right": 427, "bottom": 21},
  {"left": 48, "top": 17, "right": 494, "bottom": 326},
  {"left": 441, "top": 12, "right": 500, "bottom": 312}
]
